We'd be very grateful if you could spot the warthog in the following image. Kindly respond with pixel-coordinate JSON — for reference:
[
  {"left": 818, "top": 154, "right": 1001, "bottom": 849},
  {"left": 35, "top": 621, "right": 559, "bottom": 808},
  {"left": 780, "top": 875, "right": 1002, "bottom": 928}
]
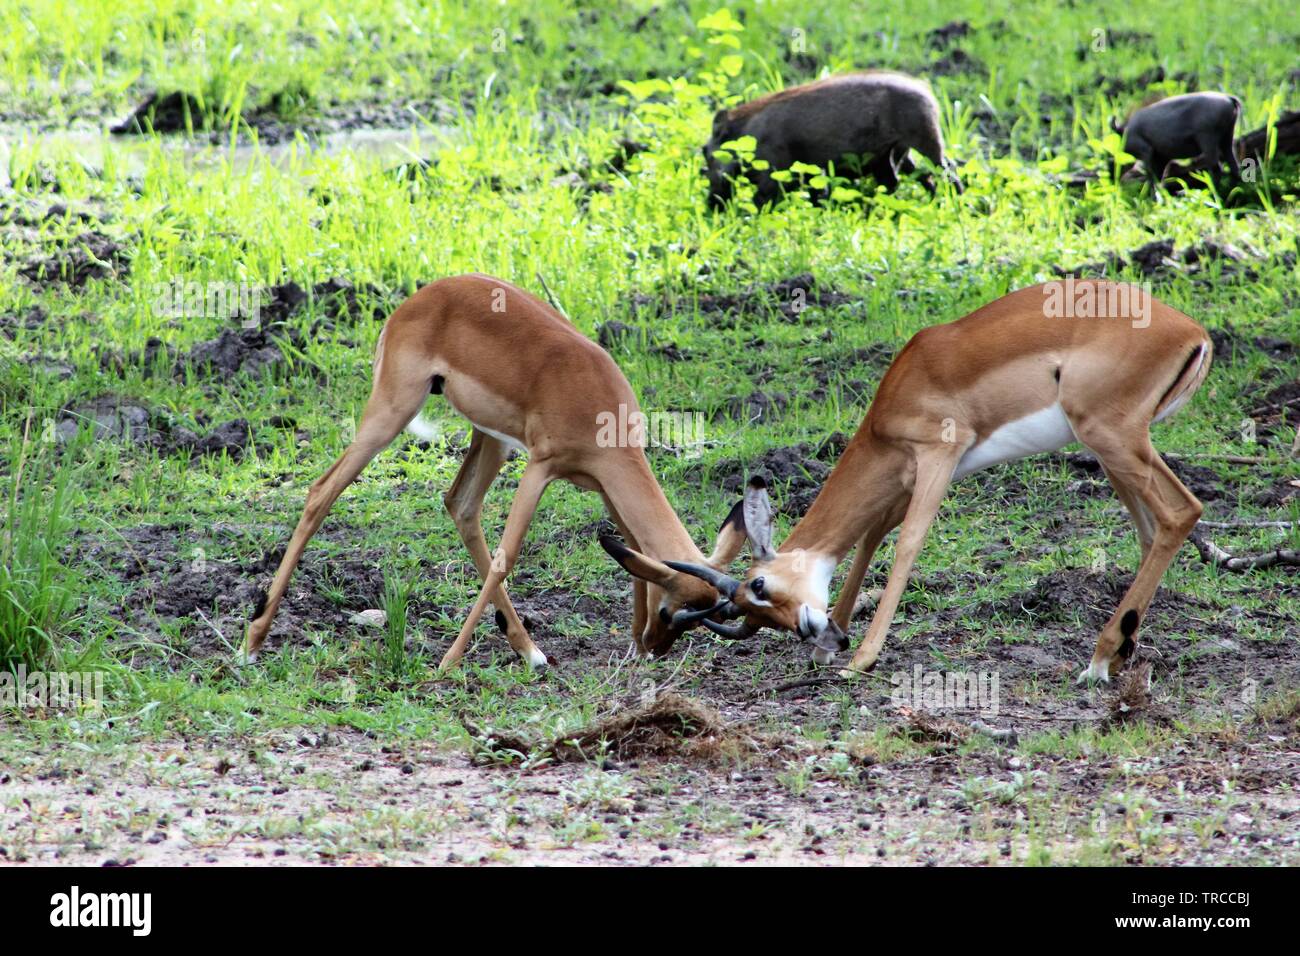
[
  {"left": 1112, "top": 92, "right": 1242, "bottom": 188},
  {"left": 703, "top": 71, "right": 960, "bottom": 208}
]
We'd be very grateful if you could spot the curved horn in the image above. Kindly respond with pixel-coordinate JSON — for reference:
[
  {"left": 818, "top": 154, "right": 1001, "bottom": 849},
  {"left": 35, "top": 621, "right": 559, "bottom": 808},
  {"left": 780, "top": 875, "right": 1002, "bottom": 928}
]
[
  {"left": 701, "top": 618, "right": 759, "bottom": 640},
  {"left": 670, "top": 600, "right": 729, "bottom": 630},
  {"left": 663, "top": 560, "right": 740, "bottom": 598}
]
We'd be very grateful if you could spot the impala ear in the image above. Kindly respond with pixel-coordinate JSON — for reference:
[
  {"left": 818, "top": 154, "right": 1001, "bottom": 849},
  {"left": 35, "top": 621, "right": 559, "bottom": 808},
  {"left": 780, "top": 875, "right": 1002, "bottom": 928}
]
[
  {"left": 704, "top": 498, "right": 747, "bottom": 568},
  {"left": 599, "top": 535, "right": 676, "bottom": 588},
  {"left": 743, "top": 477, "right": 776, "bottom": 561}
]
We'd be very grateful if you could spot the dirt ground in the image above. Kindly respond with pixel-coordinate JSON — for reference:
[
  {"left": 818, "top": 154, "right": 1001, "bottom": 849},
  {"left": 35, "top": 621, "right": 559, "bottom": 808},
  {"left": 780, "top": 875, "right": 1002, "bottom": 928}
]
[
  {"left": 18, "top": 415, "right": 1295, "bottom": 866},
  {"left": 5, "top": 550, "right": 1298, "bottom": 866},
  {"left": 4, "top": 704, "right": 1297, "bottom": 866}
]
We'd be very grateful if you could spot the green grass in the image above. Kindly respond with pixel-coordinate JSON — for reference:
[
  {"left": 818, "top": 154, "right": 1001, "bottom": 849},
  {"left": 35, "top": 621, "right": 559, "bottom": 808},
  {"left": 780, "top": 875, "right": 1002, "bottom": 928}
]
[{"left": 1, "top": 419, "right": 78, "bottom": 672}]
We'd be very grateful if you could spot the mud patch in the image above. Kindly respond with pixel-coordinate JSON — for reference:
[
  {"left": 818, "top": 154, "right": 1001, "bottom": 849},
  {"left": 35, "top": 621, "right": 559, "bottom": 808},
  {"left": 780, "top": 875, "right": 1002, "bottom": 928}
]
[
  {"left": 1, "top": 191, "right": 128, "bottom": 290},
  {"left": 630, "top": 273, "right": 856, "bottom": 327},
  {"left": 697, "top": 438, "right": 845, "bottom": 517},
  {"left": 716, "top": 389, "right": 789, "bottom": 424},
  {"left": 490, "top": 587, "right": 618, "bottom": 659},
  {"left": 77, "top": 522, "right": 412, "bottom": 659},
  {"left": 595, "top": 320, "right": 689, "bottom": 361},
  {"left": 1254, "top": 378, "right": 1300, "bottom": 415},
  {"left": 926, "top": 21, "right": 972, "bottom": 48},
  {"left": 1054, "top": 237, "right": 1276, "bottom": 283},
  {"left": 95, "top": 276, "right": 393, "bottom": 381},
  {"left": 175, "top": 277, "right": 390, "bottom": 380},
  {"left": 0, "top": 305, "right": 49, "bottom": 339},
  {"left": 978, "top": 567, "right": 1220, "bottom": 633},
  {"left": 930, "top": 48, "right": 985, "bottom": 77},
  {"left": 1208, "top": 324, "right": 1296, "bottom": 365},
  {"left": 804, "top": 344, "right": 892, "bottom": 403},
  {"left": 16, "top": 351, "right": 75, "bottom": 379},
  {"left": 17, "top": 229, "right": 129, "bottom": 288},
  {"left": 176, "top": 327, "right": 291, "bottom": 380},
  {"left": 110, "top": 90, "right": 308, "bottom": 144},
  {"left": 110, "top": 91, "right": 211, "bottom": 135},
  {"left": 108, "top": 90, "right": 457, "bottom": 146},
  {"left": 53, "top": 395, "right": 257, "bottom": 459}
]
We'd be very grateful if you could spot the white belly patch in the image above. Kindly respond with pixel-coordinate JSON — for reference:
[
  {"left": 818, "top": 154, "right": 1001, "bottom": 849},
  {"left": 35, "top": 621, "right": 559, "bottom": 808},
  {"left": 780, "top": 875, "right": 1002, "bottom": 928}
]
[
  {"left": 471, "top": 421, "right": 527, "bottom": 453},
  {"left": 953, "top": 402, "right": 1077, "bottom": 480}
]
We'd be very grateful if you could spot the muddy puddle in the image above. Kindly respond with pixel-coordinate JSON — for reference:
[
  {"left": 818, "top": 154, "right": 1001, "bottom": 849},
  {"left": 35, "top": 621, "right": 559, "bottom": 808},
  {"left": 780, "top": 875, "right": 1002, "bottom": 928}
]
[{"left": 0, "top": 123, "right": 456, "bottom": 189}]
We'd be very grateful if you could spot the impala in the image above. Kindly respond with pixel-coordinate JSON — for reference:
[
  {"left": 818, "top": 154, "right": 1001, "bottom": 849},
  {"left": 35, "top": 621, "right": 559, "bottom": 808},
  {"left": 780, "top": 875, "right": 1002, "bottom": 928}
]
[
  {"left": 656, "top": 281, "right": 1212, "bottom": 684},
  {"left": 243, "top": 274, "right": 746, "bottom": 669}
]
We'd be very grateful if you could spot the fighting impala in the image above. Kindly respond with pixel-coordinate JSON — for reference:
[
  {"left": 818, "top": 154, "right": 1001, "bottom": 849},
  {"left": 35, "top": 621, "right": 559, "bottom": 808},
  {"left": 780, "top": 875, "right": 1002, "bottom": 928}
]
[
  {"left": 653, "top": 281, "right": 1212, "bottom": 684},
  {"left": 244, "top": 274, "right": 747, "bottom": 669}
]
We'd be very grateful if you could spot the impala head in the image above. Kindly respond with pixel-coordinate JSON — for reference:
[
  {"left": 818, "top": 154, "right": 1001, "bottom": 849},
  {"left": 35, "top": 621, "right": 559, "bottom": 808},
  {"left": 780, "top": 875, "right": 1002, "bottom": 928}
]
[
  {"left": 598, "top": 498, "right": 750, "bottom": 656},
  {"left": 662, "top": 478, "right": 849, "bottom": 662}
]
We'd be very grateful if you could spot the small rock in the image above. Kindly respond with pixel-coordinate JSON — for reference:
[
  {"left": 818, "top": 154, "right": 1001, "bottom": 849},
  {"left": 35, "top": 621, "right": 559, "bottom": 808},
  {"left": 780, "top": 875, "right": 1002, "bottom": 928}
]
[{"left": 350, "top": 609, "right": 387, "bottom": 628}]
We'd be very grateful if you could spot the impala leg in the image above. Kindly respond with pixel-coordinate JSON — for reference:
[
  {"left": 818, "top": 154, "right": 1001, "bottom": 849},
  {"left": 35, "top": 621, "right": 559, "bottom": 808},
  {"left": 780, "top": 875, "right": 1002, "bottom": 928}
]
[
  {"left": 829, "top": 513, "right": 900, "bottom": 632},
  {"left": 439, "top": 462, "right": 552, "bottom": 671},
  {"left": 244, "top": 379, "right": 428, "bottom": 660},
  {"left": 831, "top": 538, "right": 873, "bottom": 631},
  {"left": 1078, "top": 435, "right": 1203, "bottom": 683},
  {"left": 601, "top": 493, "right": 649, "bottom": 656},
  {"left": 445, "top": 430, "right": 546, "bottom": 667},
  {"left": 844, "top": 449, "right": 961, "bottom": 674},
  {"left": 1100, "top": 462, "right": 1156, "bottom": 564},
  {"left": 629, "top": 579, "right": 648, "bottom": 654},
  {"left": 832, "top": 528, "right": 883, "bottom": 632}
]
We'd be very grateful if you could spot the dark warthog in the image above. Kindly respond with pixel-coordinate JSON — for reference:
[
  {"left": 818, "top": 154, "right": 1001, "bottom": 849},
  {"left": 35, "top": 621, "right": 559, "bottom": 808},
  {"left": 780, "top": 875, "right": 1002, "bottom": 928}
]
[
  {"left": 703, "top": 71, "right": 960, "bottom": 208},
  {"left": 1112, "top": 92, "right": 1242, "bottom": 188}
]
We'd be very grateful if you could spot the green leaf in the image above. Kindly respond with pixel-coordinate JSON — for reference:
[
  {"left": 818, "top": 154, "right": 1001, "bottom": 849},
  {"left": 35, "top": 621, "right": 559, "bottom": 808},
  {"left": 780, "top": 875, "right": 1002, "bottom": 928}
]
[
  {"left": 719, "top": 54, "right": 744, "bottom": 76},
  {"left": 617, "top": 78, "right": 671, "bottom": 100},
  {"left": 720, "top": 135, "right": 756, "bottom": 154},
  {"left": 697, "top": 9, "right": 745, "bottom": 32}
]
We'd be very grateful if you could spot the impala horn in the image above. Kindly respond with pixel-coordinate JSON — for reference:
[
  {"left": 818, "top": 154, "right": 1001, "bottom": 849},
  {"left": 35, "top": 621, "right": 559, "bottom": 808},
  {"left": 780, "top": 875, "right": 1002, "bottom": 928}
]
[
  {"left": 669, "top": 600, "right": 730, "bottom": 630},
  {"left": 702, "top": 617, "right": 759, "bottom": 639},
  {"left": 663, "top": 560, "right": 741, "bottom": 598}
]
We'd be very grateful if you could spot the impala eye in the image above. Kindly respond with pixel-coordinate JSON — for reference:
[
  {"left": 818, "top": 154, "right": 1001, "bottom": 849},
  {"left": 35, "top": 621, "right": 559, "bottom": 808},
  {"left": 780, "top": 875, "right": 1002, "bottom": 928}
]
[{"left": 751, "top": 577, "right": 766, "bottom": 599}]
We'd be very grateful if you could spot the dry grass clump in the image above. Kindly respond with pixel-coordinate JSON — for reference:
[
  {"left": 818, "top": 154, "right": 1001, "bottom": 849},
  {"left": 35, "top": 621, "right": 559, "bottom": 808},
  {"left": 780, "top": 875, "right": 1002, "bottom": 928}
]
[{"left": 466, "top": 692, "right": 787, "bottom": 766}]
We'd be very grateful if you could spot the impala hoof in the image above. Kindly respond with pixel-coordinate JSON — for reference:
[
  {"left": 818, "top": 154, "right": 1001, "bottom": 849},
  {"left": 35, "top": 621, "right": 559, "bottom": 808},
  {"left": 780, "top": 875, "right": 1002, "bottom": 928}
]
[
  {"left": 1076, "top": 661, "right": 1112, "bottom": 685},
  {"left": 524, "top": 647, "right": 549, "bottom": 671}
]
